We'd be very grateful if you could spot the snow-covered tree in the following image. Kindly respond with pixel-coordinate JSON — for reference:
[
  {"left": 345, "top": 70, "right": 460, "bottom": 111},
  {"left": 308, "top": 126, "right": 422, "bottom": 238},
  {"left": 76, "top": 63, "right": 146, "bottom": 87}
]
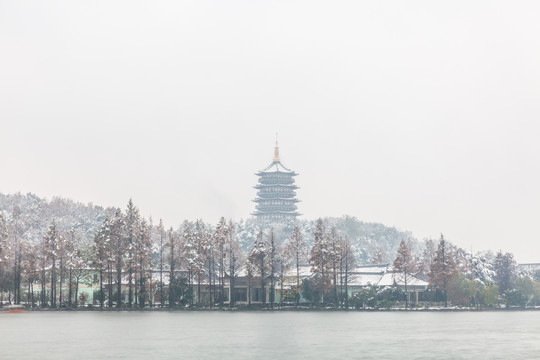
[
  {"left": 44, "top": 220, "right": 60, "bottom": 307},
  {"left": 225, "top": 220, "right": 242, "bottom": 307},
  {"left": 340, "top": 236, "right": 356, "bottom": 308},
  {"left": 135, "top": 218, "right": 152, "bottom": 307},
  {"left": 157, "top": 219, "right": 166, "bottom": 307},
  {"left": 93, "top": 216, "right": 111, "bottom": 308},
  {"left": 370, "top": 247, "right": 387, "bottom": 265},
  {"left": 124, "top": 199, "right": 140, "bottom": 307},
  {"left": 247, "top": 230, "right": 268, "bottom": 305},
  {"left": 168, "top": 226, "right": 180, "bottom": 307},
  {"left": 417, "top": 239, "right": 436, "bottom": 277},
  {"left": 214, "top": 217, "right": 228, "bottom": 307},
  {"left": 285, "top": 225, "right": 307, "bottom": 306}
]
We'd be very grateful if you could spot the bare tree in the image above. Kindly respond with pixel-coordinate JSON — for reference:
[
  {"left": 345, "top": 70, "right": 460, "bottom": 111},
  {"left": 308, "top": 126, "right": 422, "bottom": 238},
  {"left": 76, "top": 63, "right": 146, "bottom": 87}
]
[{"left": 393, "top": 239, "right": 417, "bottom": 309}]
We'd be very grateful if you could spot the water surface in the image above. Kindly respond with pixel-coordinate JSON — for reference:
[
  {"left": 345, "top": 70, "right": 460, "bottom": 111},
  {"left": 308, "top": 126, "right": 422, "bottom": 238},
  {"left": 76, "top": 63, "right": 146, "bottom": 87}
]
[{"left": 1, "top": 311, "right": 539, "bottom": 359}]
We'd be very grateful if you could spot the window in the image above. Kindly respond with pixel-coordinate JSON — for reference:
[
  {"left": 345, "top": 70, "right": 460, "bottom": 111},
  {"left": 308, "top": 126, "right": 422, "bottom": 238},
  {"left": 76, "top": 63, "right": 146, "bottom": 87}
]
[{"left": 234, "top": 288, "right": 247, "bottom": 302}]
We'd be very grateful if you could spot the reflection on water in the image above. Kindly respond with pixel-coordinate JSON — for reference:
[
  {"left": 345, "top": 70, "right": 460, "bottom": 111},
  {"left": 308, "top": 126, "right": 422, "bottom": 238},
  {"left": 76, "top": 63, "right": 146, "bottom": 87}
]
[{"left": 1, "top": 311, "right": 539, "bottom": 359}]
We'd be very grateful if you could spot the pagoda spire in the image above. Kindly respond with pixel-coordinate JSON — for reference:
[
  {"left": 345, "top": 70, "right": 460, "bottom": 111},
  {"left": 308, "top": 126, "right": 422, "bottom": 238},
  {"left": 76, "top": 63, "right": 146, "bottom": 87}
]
[{"left": 273, "top": 133, "right": 280, "bottom": 162}]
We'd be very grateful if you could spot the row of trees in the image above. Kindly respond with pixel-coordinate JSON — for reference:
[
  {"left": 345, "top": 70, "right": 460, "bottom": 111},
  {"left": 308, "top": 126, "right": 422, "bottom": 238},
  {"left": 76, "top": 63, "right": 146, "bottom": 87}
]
[
  {"left": 390, "top": 234, "right": 540, "bottom": 309},
  {"left": 1, "top": 200, "right": 538, "bottom": 309}
]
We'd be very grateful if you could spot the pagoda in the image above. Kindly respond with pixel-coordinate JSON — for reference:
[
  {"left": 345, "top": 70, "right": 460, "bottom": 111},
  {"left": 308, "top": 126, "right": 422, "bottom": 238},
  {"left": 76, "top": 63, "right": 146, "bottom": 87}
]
[{"left": 253, "top": 139, "right": 300, "bottom": 220}]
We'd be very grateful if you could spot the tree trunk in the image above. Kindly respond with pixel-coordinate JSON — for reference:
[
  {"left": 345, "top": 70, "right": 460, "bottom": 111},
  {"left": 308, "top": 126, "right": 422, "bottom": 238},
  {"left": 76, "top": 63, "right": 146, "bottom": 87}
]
[
  {"left": 75, "top": 277, "right": 79, "bottom": 308},
  {"left": 68, "top": 268, "right": 73, "bottom": 308},
  {"left": 51, "top": 256, "right": 56, "bottom": 307},
  {"left": 108, "top": 265, "right": 113, "bottom": 308},
  {"left": 99, "top": 267, "right": 104, "bottom": 309},
  {"left": 404, "top": 272, "right": 408, "bottom": 310},
  {"left": 59, "top": 258, "right": 64, "bottom": 308},
  {"left": 296, "top": 254, "right": 300, "bottom": 307},
  {"left": 128, "top": 268, "right": 133, "bottom": 308},
  {"left": 116, "top": 263, "right": 122, "bottom": 308}
]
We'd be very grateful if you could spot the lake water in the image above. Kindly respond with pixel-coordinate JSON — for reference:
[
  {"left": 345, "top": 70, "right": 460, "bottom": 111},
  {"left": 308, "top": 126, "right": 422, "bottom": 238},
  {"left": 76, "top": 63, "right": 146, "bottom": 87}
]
[{"left": 1, "top": 311, "right": 539, "bottom": 359}]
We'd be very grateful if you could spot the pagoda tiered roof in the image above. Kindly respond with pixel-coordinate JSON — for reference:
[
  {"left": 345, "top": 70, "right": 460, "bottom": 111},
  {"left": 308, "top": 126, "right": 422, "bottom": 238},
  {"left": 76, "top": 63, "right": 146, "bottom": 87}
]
[
  {"left": 256, "top": 161, "right": 298, "bottom": 176},
  {"left": 252, "top": 138, "right": 300, "bottom": 219}
]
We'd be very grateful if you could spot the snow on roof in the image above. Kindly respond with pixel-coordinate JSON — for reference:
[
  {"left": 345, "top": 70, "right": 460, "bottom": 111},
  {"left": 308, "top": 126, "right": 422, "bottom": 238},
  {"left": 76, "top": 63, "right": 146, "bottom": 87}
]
[
  {"left": 347, "top": 273, "right": 385, "bottom": 287},
  {"left": 378, "top": 272, "right": 428, "bottom": 288},
  {"left": 350, "top": 264, "right": 389, "bottom": 274}
]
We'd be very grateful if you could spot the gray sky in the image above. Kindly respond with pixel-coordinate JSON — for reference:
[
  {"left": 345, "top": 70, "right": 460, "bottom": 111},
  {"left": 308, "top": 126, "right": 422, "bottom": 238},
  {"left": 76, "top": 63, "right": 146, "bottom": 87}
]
[{"left": 1, "top": 1, "right": 539, "bottom": 262}]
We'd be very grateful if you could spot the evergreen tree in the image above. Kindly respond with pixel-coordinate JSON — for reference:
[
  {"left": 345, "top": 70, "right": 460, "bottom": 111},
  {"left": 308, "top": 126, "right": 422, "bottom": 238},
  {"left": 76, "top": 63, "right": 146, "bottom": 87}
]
[{"left": 494, "top": 251, "right": 517, "bottom": 296}]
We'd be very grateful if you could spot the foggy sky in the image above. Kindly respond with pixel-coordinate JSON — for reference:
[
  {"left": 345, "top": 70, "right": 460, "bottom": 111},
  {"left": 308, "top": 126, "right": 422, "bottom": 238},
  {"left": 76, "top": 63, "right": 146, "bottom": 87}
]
[{"left": 1, "top": 1, "right": 539, "bottom": 262}]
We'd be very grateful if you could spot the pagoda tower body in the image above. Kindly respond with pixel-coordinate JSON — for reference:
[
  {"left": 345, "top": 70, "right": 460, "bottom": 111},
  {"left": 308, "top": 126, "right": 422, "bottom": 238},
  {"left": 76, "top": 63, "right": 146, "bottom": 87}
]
[{"left": 253, "top": 140, "right": 300, "bottom": 220}]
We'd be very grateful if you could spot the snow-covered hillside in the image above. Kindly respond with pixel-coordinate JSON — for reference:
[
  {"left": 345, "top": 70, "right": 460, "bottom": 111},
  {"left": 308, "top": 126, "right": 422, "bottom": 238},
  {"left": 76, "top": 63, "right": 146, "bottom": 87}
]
[{"left": 1, "top": 192, "right": 414, "bottom": 264}]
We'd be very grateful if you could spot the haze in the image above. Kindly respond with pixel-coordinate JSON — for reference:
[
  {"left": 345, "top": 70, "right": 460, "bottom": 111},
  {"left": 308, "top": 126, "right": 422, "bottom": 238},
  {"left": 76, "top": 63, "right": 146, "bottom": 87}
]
[{"left": 1, "top": 1, "right": 539, "bottom": 262}]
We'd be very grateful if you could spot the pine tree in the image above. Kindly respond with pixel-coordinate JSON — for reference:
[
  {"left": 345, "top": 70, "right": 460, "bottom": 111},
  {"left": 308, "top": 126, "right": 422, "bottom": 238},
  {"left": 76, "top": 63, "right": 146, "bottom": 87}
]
[
  {"left": 393, "top": 239, "right": 417, "bottom": 309},
  {"left": 494, "top": 251, "right": 517, "bottom": 295}
]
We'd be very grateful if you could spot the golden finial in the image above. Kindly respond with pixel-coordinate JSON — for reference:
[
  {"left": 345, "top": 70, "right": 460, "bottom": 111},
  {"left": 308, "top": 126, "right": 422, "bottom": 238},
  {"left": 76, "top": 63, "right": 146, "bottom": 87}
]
[{"left": 273, "top": 133, "right": 280, "bottom": 162}]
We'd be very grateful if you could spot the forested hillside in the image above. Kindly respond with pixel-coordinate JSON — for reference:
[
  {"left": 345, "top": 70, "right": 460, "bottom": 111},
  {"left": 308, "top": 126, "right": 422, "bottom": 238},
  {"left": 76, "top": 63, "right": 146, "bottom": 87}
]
[
  {"left": 0, "top": 193, "right": 113, "bottom": 246},
  {"left": 0, "top": 192, "right": 412, "bottom": 263},
  {"left": 1, "top": 192, "right": 537, "bottom": 309}
]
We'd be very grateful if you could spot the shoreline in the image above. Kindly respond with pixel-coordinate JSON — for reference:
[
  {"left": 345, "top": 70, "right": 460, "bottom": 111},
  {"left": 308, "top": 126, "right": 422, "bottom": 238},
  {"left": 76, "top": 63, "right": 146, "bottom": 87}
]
[{"left": 4, "top": 306, "right": 540, "bottom": 313}]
